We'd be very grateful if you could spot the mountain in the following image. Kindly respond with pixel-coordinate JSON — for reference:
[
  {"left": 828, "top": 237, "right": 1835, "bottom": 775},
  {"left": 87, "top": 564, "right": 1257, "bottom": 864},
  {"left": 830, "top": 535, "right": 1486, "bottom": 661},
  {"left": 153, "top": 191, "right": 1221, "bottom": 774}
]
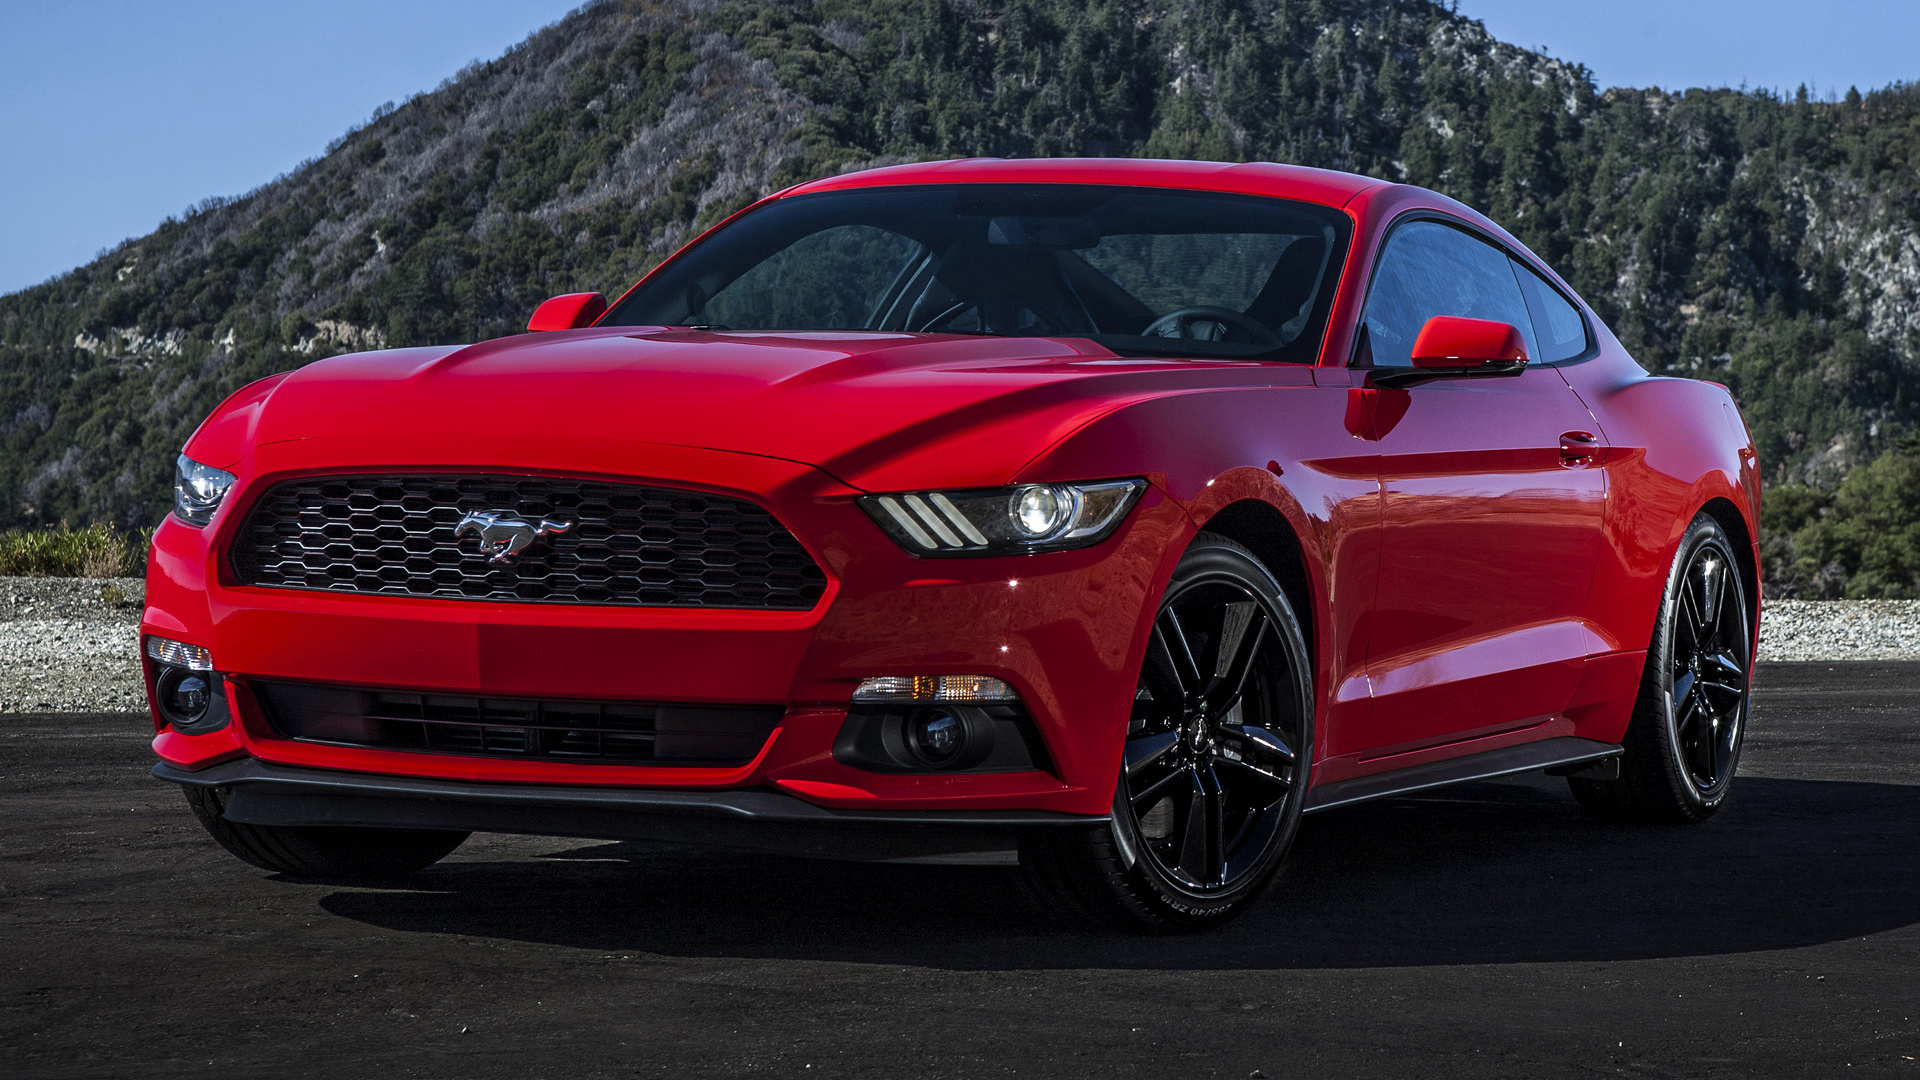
[{"left": 3, "top": 0, "right": 1919, "bottom": 597}]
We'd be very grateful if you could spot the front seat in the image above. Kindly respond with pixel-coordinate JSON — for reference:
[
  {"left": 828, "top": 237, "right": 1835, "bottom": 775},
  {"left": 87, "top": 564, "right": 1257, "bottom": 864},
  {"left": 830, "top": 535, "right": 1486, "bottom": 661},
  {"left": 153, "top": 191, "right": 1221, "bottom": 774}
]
[{"left": 1243, "top": 237, "right": 1327, "bottom": 336}]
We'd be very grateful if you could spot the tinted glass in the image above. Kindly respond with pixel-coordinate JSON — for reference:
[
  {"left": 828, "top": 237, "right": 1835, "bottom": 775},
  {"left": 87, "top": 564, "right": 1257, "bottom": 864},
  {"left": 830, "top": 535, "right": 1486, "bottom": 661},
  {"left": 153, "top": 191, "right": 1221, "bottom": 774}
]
[
  {"left": 602, "top": 184, "right": 1350, "bottom": 362},
  {"left": 1080, "top": 233, "right": 1320, "bottom": 338},
  {"left": 702, "top": 225, "right": 925, "bottom": 330},
  {"left": 1358, "top": 220, "right": 1536, "bottom": 368},
  {"left": 1511, "top": 258, "right": 1590, "bottom": 363}
]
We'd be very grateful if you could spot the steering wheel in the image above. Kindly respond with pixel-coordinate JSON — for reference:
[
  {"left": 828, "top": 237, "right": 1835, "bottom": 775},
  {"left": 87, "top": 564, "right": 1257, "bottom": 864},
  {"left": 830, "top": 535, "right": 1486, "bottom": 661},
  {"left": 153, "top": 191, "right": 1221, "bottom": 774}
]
[{"left": 1142, "top": 306, "right": 1283, "bottom": 347}]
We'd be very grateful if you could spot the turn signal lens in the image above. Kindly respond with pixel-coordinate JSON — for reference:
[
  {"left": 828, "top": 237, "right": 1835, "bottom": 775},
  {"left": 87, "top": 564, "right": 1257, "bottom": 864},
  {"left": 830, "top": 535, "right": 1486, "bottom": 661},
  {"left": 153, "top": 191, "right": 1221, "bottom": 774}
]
[
  {"left": 173, "top": 454, "right": 236, "bottom": 527},
  {"left": 860, "top": 479, "right": 1144, "bottom": 556},
  {"left": 852, "top": 675, "right": 1020, "bottom": 703},
  {"left": 144, "top": 635, "right": 213, "bottom": 671}
]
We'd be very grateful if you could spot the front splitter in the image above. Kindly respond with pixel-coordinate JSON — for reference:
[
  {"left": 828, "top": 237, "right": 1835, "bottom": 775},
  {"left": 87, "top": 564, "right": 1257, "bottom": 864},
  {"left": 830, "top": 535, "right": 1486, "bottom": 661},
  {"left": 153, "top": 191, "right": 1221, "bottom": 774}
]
[{"left": 155, "top": 758, "right": 1106, "bottom": 862}]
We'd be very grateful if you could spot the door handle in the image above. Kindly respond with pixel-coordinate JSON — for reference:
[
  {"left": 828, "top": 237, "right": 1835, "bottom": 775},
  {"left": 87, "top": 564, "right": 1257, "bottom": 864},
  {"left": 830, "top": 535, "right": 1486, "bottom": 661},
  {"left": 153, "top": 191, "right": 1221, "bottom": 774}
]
[{"left": 1559, "top": 430, "right": 1599, "bottom": 467}]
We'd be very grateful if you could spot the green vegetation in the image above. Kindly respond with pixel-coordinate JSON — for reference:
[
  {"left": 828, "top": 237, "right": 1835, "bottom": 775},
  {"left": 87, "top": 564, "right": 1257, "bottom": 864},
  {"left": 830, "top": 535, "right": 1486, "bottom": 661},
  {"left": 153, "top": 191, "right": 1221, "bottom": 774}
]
[
  {"left": 0, "top": 523, "right": 145, "bottom": 578},
  {"left": 2, "top": 0, "right": 1919, "bottom": 595},
  {"left": 1765, "top": 436, "right": 1920, "bottom": 598}
]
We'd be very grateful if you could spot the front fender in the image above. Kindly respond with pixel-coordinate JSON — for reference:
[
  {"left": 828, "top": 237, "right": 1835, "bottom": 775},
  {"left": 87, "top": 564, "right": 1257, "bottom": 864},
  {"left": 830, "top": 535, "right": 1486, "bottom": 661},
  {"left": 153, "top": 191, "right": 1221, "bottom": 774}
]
[{"left": 1016, "top": 377, "right": 1381, "bottom": 766}]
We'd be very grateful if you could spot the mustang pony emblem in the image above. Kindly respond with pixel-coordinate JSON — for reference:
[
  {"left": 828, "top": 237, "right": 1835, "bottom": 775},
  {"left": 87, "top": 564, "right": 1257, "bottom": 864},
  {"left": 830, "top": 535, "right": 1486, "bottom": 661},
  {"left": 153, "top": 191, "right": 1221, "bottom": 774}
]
[{"left": 454, "top": 510, "right": 572, "bottom": 565}]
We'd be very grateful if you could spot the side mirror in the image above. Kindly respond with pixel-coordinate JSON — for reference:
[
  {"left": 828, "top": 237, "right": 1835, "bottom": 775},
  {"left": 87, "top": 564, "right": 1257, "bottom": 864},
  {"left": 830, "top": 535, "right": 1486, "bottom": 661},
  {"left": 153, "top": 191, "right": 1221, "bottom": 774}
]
[
  {"left": 1371, "top": 316, "right": 1528, "bottom": 387},
  {"left": 527, "top": 292, "right": 607, "bottom": 332}
]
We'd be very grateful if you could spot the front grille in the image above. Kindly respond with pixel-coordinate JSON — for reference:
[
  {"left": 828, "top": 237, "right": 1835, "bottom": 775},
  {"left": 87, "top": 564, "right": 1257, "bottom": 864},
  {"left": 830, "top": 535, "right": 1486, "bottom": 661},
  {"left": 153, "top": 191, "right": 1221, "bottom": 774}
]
[
  {"left": 254, "top": 681, "right": 782, "bottom": 766},
  {"left": 229, "top": 474, "right": 826, "bottom": 610}
]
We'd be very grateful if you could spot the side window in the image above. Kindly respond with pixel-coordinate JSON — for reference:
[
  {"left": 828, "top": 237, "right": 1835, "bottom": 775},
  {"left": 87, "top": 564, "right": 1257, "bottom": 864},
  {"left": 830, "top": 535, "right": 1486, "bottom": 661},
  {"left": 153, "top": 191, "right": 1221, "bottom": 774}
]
[
  {"left": 1357, "top": 220, "right": 1536, "bottom": 368},
  {"left": 1510, "top": 259, "right": 1590, "bottom": 363}
]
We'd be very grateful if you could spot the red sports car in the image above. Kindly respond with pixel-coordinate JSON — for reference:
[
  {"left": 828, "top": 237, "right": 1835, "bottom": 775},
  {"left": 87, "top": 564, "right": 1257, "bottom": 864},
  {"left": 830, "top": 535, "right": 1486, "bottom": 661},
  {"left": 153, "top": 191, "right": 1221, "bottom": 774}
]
[{"left": 145, "top": 158, "right": 1759, "bottom": 930}]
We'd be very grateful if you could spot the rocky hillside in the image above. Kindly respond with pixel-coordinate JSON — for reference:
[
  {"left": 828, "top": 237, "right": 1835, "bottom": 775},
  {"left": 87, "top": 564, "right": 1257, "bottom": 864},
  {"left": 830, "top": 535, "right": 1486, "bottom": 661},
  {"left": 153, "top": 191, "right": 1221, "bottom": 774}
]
[{"left": 3, "top": 0, "right": 1919, "bottom": 595}]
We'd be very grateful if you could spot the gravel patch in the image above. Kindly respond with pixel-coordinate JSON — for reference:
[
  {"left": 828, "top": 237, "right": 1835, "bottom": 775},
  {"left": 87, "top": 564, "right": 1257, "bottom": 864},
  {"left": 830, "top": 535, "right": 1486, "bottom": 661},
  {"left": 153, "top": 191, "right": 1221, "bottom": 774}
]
[
  {"left": 2, "top": 577, "right": 1917, "bottom": 712},
  {"left": 0, "top": 577, "right": 145, "bottom": 713},
  {"left": 1756, "top": 599, "right": 1920, "bottom": 661}
]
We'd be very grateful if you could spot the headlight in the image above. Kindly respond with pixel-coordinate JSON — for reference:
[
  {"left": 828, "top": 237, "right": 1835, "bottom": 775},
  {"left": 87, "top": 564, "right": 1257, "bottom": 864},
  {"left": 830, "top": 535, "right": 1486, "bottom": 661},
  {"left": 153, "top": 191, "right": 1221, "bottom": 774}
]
[
  {"left": 173, "top": 454, "right": 236, "bottom": 527},
  {"left": 860, "top": 479, "right": 1145, "bottom": 556}
]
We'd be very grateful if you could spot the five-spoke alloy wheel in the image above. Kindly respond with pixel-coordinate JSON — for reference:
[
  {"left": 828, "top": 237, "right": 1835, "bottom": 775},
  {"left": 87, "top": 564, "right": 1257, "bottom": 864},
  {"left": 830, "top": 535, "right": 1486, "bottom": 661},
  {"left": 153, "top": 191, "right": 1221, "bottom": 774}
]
[
  {"left": 1571, "top": 514, "right": 1752, "bottom": 822},
  {"left": 1021, "top": 534, "right": 1312, "bottom": 931},
  {"left": 1668, "top": 531, "right": 1749, "bottom": 794},
  {"left": 1123, "top": 569, "right": 1303, "bottom": 893}
]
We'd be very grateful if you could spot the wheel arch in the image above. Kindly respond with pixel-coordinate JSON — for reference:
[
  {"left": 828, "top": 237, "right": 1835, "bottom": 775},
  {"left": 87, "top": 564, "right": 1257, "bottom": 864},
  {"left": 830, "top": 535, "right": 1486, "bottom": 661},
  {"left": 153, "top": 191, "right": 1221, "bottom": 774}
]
[
  {"left": 1699, "top": 495, "right": 1760, "bottom": 645},
  {"left": 1188, "top": 497, "right": 1316, "bottom": 676}
]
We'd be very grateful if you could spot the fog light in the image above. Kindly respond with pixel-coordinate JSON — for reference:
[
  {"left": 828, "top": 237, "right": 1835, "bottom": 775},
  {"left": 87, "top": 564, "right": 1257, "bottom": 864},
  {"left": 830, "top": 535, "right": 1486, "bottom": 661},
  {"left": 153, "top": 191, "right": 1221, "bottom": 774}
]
[
  {"left": 914, "top": 710, "right": 963, "bottom": 762},
  {"left": 144, "top": 635, "right": 213, "bottom": 671},
  {"left": 904, "top": 705, "right": 996, "bottom": 770},
  {"left": 852, "top": 675, "right": 1018, "bottom": 703},
  {"left": 154, "top": 666, "right": 212, "bottom": 726}
]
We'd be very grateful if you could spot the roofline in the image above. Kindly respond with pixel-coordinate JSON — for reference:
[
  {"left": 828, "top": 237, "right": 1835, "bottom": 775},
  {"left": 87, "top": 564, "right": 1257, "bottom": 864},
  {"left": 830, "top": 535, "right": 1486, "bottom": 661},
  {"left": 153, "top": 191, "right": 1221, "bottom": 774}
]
[{"left": 782, "top": 157, "right": 1392, "bottom": 210}]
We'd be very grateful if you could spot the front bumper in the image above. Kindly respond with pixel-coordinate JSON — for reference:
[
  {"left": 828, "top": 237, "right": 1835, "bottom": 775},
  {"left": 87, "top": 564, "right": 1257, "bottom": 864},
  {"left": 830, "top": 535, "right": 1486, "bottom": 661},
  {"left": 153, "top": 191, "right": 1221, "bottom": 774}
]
[{"left": 144, "top": 443, "right": 1190, "bottom": 818}]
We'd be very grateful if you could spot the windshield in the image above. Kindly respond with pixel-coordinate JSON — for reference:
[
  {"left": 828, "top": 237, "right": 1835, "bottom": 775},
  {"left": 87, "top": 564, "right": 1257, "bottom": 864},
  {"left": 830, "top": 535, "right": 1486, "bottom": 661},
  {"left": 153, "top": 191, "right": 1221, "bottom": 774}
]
[{"left": 601, "top": 184, "right": 1352, "bottom": 362}]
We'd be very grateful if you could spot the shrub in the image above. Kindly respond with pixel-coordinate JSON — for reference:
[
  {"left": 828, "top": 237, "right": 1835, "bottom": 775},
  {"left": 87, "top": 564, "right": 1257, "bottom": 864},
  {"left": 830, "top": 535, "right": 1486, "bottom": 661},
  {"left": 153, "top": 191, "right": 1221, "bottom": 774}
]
[
  {"left": 1794, "top": 442, "right": 1920, "bottom": 598},
  {"left": 0, "top": 523, "right": 146, "bottom": 578}
]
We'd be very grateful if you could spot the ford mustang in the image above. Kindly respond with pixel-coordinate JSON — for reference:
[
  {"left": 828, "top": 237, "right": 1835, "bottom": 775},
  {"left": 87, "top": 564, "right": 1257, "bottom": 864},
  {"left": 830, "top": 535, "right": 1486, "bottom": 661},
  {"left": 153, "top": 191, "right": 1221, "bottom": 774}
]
[{"left": 144, "top": 158, "right": 1760, "bottom": 930}]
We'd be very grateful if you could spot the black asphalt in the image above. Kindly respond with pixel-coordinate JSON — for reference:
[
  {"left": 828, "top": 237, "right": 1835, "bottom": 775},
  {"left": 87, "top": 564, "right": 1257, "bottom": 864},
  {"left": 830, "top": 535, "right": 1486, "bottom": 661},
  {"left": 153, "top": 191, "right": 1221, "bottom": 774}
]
[{"left": 3, "top": 663, "right": 1918, "bottom": 1078}]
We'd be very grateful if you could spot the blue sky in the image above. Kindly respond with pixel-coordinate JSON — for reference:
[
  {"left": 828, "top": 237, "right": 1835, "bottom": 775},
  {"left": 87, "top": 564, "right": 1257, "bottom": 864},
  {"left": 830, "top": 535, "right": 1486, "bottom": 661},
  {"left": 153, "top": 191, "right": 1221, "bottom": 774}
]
[
  {"left": 0, "top": 0, "right": 581, "bottom": 296},
  {"left": 1460, "top": 0, "right": 1919, "bottom": 96},
  {"left": 2, "top": 0, "right": 1917, "bottom": 296}
]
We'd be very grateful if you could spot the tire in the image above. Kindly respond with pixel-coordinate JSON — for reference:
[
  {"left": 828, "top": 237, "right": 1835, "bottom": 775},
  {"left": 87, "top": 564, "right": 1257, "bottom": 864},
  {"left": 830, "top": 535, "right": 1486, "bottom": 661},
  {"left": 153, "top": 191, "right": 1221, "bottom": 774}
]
[
  {"left": 1570, "top": 514, "right": 1752, "bottom": 823},
  {"left": 182, "top": 785, "right": 469, "bottom": 881},
  {"left": 1021, "top": 533, "right": 1313, "bottom": 932}
]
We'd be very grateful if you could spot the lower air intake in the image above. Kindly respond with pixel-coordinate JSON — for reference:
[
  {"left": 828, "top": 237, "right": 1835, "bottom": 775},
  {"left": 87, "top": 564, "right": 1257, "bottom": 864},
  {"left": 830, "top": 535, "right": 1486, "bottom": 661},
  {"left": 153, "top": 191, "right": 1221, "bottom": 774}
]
[{"left": 253, "top": 681, "right": 780, "bottom": 766}]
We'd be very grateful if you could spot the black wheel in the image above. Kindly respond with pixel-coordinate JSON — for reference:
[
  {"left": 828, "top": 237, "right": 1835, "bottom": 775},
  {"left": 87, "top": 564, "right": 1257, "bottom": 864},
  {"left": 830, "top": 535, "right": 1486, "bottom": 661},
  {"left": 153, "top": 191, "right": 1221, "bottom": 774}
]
[
  {"left": 1021, "top": 534, "right": 1312, "bottom": 931},
  {"left": 1570, "top": 514, "right": 1752, "bottom": 823},
  {"left": 182, "top": 785, "right": 469, "bottom": 881}
]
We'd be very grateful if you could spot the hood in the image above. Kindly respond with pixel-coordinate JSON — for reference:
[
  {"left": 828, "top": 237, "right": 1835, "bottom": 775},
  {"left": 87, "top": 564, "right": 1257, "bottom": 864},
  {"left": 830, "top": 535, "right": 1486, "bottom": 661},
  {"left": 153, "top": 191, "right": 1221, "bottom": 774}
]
[{"left": 199, "top": 328, "right": 1282, "bottom": 491}]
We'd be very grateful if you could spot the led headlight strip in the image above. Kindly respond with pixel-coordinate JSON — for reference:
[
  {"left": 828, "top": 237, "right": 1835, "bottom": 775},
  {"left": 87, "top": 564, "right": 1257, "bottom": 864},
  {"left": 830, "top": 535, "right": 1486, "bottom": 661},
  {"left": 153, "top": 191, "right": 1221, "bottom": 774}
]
[{"left": 860, "top": 478, "right": 1145, "bottom": 556}]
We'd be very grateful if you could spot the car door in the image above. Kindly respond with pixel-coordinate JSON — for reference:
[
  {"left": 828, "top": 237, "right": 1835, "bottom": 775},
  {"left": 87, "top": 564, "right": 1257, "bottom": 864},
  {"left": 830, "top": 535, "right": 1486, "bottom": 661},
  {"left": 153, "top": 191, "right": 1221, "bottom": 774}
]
[{"left": 1340, "top": 218, "right": 1609, "bottom": 760}]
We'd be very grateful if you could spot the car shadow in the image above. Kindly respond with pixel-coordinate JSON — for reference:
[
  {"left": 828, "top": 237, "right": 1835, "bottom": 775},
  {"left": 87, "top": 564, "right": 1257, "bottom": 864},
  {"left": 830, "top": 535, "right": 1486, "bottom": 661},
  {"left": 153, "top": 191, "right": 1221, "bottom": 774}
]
[{"left": 316, "top": 774, "right": 1920, "bottom": 969}]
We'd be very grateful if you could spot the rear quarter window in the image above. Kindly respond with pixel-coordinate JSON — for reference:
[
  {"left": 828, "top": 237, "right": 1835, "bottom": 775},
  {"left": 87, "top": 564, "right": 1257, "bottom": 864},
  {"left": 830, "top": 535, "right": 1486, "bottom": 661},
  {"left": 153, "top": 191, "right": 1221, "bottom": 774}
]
[{"left": 1510, "top": 259, "right": 1591, "bottom": 363}]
